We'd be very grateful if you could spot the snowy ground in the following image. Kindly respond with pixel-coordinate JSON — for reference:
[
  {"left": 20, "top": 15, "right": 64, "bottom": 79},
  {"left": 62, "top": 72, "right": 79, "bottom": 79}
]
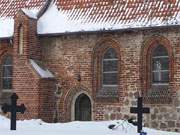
[{"left": 0, "top": 115, "right": 180, "bottom": 135}]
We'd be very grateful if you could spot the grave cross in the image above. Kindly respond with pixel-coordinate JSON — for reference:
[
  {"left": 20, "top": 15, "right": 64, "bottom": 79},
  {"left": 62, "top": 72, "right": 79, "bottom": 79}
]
[
  {"left": 1, "top": 93, "right": 26, "bottom": 130},
  {"left": 130, "top": 97, "right": 150, "bottom": 133}
]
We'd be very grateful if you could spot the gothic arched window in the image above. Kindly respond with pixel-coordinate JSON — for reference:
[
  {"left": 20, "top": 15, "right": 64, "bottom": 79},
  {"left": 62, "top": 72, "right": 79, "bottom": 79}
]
[
  {"left": 102, "top": 48, "right": 118, "bottom": 86},
  {"left": 2, "top": 56, "right": 13, "bottom": 90},
  {"left": 152, "top": 45, "right": 169, "bottom": 85},
  {"left": 93, "top": 40, "right": 121, "bottom": 99}
]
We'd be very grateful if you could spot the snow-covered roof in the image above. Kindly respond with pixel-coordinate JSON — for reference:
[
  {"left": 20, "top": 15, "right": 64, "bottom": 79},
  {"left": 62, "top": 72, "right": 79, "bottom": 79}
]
[
  {"left": 37, "top": 2, "right": 180, "bottom": 35},
  {"left": 0, "top": 0, "right": 45, "bottom": 38},
  {"left": 30, "top": 59, "right": 54, "bottom": 79},
  {"left": 0, "top": 0, "right": 45, "bottom": 17},
  {"left": 0, "top": 0, "right": 180, "bottom": 38}
]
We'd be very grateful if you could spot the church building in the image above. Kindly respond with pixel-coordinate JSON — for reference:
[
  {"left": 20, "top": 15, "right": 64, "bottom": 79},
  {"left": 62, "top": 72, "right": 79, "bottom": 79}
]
[{"left": 0, "top": 0, "right": 180, "bottom": 132}]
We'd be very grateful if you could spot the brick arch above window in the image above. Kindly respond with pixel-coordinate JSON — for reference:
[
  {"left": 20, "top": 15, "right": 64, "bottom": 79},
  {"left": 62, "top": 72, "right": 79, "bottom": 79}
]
[
  {"left": 93, "top": 37, "right": 122, "bottom": 102},
  {"left": 141, "top": 35, "right": 174, "bottom": 104}
]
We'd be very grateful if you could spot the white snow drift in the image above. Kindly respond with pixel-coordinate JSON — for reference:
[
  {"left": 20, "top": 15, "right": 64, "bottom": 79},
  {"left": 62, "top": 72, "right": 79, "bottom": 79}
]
[{"left": 0, "top": 115, "right": 180, "bottom": 135}]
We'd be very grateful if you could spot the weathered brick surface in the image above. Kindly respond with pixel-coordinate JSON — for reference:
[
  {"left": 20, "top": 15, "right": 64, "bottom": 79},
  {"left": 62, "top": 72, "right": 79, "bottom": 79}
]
[
  {"left": 12, "top": 11, "right": 55, "bottom": 122},
  {"left": 40, "top": 27, "right": 180, "bottom": 131},
  {"left": 39, "top": 79, "right": 56, "bottom": 122}
]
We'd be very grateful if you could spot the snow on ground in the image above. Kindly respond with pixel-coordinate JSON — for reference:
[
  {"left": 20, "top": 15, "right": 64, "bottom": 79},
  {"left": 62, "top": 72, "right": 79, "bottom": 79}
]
[{"left": 0, "top": 115, "right": 180, "bottom": 135}]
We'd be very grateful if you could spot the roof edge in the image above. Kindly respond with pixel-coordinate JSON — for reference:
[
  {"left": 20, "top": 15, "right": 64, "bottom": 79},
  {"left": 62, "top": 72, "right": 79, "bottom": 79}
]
[
  {"left": 37, "top": 24, "right": 180, "bottom": 37},
  {"left": 37, "top": 0, "right": 53, "bottom": 19}
]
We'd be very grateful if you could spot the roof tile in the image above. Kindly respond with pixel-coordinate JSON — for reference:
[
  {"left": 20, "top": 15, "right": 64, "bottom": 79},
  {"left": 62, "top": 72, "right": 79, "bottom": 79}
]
[{"left": 0, "top": 0, "right": 179, "bottom": 26}]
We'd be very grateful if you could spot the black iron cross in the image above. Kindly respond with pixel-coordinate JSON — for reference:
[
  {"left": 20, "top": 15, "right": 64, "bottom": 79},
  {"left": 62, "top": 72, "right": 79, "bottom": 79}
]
[
  {"left": 130, "top": 97, "right": 150, "bottom": 133},
  {"left": 1, "top": 93, "right": 26, "bottom": 130}
]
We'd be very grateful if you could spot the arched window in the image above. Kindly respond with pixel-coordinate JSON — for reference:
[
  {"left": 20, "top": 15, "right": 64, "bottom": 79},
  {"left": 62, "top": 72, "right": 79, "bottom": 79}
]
[
  {"left": 2, "top": 56, "right": 13, "bottom": 90},
  {"left": 142, "top": 37, "right": 173, "bottom": 103},
  {"left": 18, "top": 25, "right": 23, "bottom": 55},
  {"left": 93, "top": 40, "right": 121, "bottom": 99},
  {"left": 152, "top": 45, "right": 169, "bottom": 85},
  {"left": 102, "top": 48, "right": 118, "bottom": 86}
]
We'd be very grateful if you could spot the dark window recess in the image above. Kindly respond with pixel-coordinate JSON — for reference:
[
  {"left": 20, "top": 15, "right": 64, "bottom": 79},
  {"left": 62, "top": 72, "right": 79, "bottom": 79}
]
[
  {"left": 2, "top": 56, "right": 13, "bottom": 90},
  {"left": 75, "top": 94, "right": 91, "bottom": 121},
  {"left": 153, "top": 45, "right": 168, "bottom": 56},
  {"left": 103, "top": 60, "right": 118, "bottom": 72},
  {"left": 103, "top": 48, "right": 118, "bottom": 59},
  {"left": 2, "top": 78, "right": 12, "bottom": 89},
  {"left": 103, "top": 73, "right": 118, "bottom": 85}
]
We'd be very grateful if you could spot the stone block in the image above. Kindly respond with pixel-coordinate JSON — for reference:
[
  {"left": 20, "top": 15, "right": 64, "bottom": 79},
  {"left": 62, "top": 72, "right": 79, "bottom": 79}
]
[
  {"left": 151, "top": 122, "right": 159, "bottom": 129},
  {"left": 167, "top": 121, "right": 175, "bottom": 128},
  {"left": 160, "top": 123, "right": 167, "bottom": 129}
]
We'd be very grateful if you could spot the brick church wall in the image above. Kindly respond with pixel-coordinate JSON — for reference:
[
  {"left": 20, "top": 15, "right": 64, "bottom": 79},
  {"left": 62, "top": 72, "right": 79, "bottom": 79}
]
[
  {"left": 40, "top": 26, "right": 180, "bottom": 131},
  {"left": 1, "top": 8, "right": 178, "bottom": 131},
  {"left": 12, "top": 11, "right": 56, "bottom": 121},
  {"left": 39, "top": 78, "right": 56, "bottom": 122}
]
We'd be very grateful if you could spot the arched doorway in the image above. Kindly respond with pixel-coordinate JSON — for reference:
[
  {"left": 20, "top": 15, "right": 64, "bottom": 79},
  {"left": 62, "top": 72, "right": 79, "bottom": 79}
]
[{"left": 75, "top": 93, "right": 91, "bottom": 121}]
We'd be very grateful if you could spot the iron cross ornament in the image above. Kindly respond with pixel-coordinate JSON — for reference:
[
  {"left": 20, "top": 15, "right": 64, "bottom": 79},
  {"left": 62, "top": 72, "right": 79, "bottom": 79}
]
[
  {"left": 130, "top": 97, "right": 150, "bottom": 133},
  {"left": 1, "top": 93, "right": 26, "bottom": 130}
]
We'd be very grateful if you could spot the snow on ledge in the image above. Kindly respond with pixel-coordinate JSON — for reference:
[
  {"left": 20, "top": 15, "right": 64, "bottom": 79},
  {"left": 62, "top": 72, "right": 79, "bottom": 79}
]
[
  {"left": 30, "top": 59, "right": 54, "bottom": 78},
  {"left": 0, "top": 18, "right": 14, "bottom": 38}
]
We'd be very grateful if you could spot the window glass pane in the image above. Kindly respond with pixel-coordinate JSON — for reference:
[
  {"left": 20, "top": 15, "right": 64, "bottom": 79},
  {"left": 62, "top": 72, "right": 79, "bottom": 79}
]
[
  {"left": 104, "top": 48, "right": 117, "bottom": 59},
  {"left": 152, "top": 45, "right": 169, "bottom": 83},
  {"left": 152, "top": 71, "right": 169, "bottom": 83},
  {"left": 153, "top": 72, "right": 160, "bottom": 83},
  {"left": 103, "top": 73, "right": 117, "bottom": 85},
  {"left": 3, "top": 56, "right": 12, "bottom": 65},
  {"left": 152, "top": 58, "right": 169, "bottom": 70},
  {"left": 3, "top": 66, "right": 12, "bottom": 77},
  {"left": 2, "top": 56, "right": 13, "bottom": 89},
  {"left": 161, "top": 71, "right": 169, "bottom": 82},
  {"left": 103, "top": 60, "right": 118, "bottom": 72},
  {"left": 153, "top": 45, "right": 168, "bottom": 57},
  {"left": 2, "top": 78, "right": 12, "bottom": 89}
]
